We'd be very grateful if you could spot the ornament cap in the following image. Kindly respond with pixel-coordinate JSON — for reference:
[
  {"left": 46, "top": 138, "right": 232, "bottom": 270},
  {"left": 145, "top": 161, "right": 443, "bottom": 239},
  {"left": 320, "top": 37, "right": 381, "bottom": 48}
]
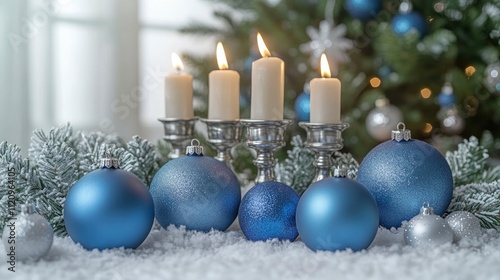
[
  {"left": 391, "top": 122, "right": 411, "bottom": 142},
  {"left": 333, "top": 166, "right": 347, "bottom": 178},
  {"left": 186, "top": 139, "right": 204, "bottom": 156},
  {"left": 99, "top": 149, "right": 120, "bottom": 169},
  {"left": 420, "top": 203, "right": 434, "bottom": 215},
  {"left": 21, "top": 203, "right": 36, "bottom": 215}
]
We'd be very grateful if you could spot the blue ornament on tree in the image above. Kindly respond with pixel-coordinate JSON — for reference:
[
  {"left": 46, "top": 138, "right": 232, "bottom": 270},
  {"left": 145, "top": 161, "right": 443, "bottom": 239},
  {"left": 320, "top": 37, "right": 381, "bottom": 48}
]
[
  {"left": 357, "top": 123, "right": 453, "bottom": 229},
  {"left": 150, "top": 139, "right": 240, "bottom": 232},
  {"left": 294, "top": 91, "right": 310, "bottom": 122},
  {"left": 64, "top": 152, "right": 154, "bottom": 250},
  {"left": 391, "top": 1, "right": 426, "bottom": 38},
  {"left": 296, "top": 167, "right": 379, "bottom": 252},
  {"left": 345, "top": 0, "right": 382, "bottom": 21},
  {"left": 239, "top": 181, "right": 299, "bottom": 241}
]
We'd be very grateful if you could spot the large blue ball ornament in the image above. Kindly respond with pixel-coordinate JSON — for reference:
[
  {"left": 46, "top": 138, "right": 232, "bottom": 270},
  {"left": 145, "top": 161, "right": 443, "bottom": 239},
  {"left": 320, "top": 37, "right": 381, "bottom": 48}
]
[
  {"left": 392, "top": 12, "right": 427, "bottom": 38},
  {"left": 150, "top": 140, "right": 241, "bottom": 232},
  {"left": 345, "top": 0, "right": 382, "bottom": 21},
  {"left": 239, "top": 181, "right": 299, "bottom": 242},
  {"left": 294, "top": 91, "right": 310, "bottom": 122},
  {"left": 357, "top": 123, "right": 453, "bottom": 229},
  {"left": 64, "top": 157, "right": 154, "bottom": 251},
  {"left": 296, "top": 170, "right": 379, "bottom": 252}
]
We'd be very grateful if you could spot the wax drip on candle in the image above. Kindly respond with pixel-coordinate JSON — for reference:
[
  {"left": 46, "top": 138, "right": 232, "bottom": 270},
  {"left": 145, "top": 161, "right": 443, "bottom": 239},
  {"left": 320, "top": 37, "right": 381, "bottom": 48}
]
[
  {"left": 216, "top": 42, "right": 229, "bottom": 70},
  {"left": 257, "top": 33, "right": 271, "bottom": 58},
  {"left": 171, "top": 53, "right": 184, "bottom": 74},
  {"left": 320, "top": 53, "right": 331, "bottom": 78}
]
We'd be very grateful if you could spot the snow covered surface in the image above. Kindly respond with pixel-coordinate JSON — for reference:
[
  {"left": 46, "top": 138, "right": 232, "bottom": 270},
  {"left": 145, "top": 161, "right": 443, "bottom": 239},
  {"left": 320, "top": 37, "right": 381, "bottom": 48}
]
[{"left": 1, "top": 224, "right": 500, "bottom": 280}]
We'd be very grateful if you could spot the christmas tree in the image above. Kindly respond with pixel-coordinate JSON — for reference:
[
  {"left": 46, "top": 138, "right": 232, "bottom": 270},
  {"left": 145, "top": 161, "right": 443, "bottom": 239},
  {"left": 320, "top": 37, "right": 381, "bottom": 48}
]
[{"left": 180, "top": 0, "right": 500, "bottom": 159}]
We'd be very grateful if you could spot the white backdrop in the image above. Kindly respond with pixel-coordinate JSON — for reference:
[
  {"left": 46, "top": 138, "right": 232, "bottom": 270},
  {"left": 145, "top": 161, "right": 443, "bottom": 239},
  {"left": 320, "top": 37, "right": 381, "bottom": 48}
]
[{"left": 0, "top": 0, "right": 220, "bottom": 152}]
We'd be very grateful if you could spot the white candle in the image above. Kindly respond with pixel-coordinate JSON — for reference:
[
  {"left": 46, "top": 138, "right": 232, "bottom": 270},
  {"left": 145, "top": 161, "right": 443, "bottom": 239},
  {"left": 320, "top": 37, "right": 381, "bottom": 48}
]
[
  {"left": 251, "top": 33, "right": 284, "bottom": 120},
  {"left": 310, "top": 54, "right": 341, "bottom": 123},
  {"left": 164, "top": 53, "right": 193, "bottom": 118},
  {"left": 208, "top": 42, "right": 240, "bottom": 120}
]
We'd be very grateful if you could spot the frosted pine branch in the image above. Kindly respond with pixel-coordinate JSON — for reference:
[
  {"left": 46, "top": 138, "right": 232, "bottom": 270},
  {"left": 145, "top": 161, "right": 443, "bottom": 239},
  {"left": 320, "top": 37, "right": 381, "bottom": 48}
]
[{"left": 448, "top": 180, "right": 500, "bottom": 229}]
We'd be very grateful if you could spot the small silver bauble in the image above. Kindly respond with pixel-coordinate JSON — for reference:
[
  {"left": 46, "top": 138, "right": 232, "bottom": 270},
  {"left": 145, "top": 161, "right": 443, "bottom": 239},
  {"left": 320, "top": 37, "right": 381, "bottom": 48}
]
[
  {"left": 445, "top": 211, "right": 482, "bottom": 242},
  {"left": 404, "top": 204, "right": 453, "bottom": 247},
  {"left": 2, "top": 204, "right": 54, "bottom": 261},
  {"left": 366, "top": 98, "right": 403, "bottom": 141},
  {"left": 484, "top": 62, "right": 500, "bottom": 93}
]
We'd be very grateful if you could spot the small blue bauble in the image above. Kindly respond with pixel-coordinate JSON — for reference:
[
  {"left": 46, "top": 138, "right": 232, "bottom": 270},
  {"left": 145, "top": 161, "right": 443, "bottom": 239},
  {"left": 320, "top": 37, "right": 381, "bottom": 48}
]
[
  {"left": 294, "top": 91, "right": 310, "bottom": 122},
  {"left": 357, "top": 124, "right": 453, "bottom": 229},
  {"left": 64, "top": 167, "right": 154, "bottom": 250},
  {"left": 345, "top": 0, "right": 382, "bottom": 21},
  {"left": 296, "top": 175, "right": 379, "bottom": 252},
  {"left": 150, "top": 146, "right": 240, "bottom": 232},
  {"left": 391, "top": 12, "right": 427, "bottom": 37},
  {"left": 239, "top": 181, "right": 299, "bottom": 241}
]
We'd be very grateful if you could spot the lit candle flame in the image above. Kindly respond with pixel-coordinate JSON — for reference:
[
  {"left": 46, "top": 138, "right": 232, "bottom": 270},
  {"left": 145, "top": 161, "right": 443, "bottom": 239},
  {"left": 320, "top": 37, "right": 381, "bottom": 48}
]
[
  {"left": 216, "top": 42, "right": 228, "bottom": 70},
  {"left": 320, "top": 53, "right": 331, "bottom": 78},
  {"left": 257, "top": 33, "right": 271, "bottom": 58},
  {"left": 171, "top": 53, "right": 184, "bottom": 73}
]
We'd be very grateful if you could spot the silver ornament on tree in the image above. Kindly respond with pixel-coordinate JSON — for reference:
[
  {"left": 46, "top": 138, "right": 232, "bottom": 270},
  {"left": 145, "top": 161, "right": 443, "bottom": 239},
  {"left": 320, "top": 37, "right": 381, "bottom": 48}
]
[
  {"left": 404, "top": 204, "right": 453, "bottom": 247},
  {"left": 2, "top": 204, "right": 54, "bottom": 261},
  {"left": 484, "top": 62, "right": 500, "bottom": 94},
  {"left": 366, "top": 98, "right": 403, "bottom": 141},
  {"left": 437, "top": 82, "right": 465, "bottom": 135},
  {"left": 445, "top": 211, "right": 482, "bottom": 242}
]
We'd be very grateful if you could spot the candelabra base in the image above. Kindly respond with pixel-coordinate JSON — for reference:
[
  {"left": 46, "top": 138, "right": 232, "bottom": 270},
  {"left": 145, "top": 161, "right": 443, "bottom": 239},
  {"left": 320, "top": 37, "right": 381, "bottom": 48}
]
[
  {"left": 158, "top": 117, "right": 198, "bottom": 159},
  {"left": 240, "top": 119, "right": 292, "bottom": 184},
  {"left": 200, "top": 119, "right": 241, "bottom": 165},
  {"left": 299, "top": 122, "right": 349, "bottom": 182}
]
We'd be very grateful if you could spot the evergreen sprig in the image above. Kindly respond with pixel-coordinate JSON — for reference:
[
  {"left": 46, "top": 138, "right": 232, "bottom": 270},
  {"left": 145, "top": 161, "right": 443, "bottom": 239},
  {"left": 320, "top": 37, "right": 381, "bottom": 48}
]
[
  {"left": 448, "top": 180, "right": 500, "bottom": 229},
  {"left": 0, "top": 124, "right": 159, "bottom": 235},
  {"left": 445, "top": 136, "right": 500, "bottom": 186},
  {"left": 275, "top": 135, "right": 360, "bottom": 195}
]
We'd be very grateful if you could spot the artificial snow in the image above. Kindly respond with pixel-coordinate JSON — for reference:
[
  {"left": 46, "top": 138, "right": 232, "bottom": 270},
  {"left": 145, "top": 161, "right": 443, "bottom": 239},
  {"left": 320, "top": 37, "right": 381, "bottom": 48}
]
[{"left": 1, "top": 225, "right": 500, "bottom": 280}]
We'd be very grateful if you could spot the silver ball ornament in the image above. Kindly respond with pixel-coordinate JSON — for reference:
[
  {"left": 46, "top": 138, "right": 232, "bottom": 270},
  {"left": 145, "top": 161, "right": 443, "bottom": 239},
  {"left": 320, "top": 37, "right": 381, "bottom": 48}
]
[
  {"left": 404, "top": 204, "right": 453, "bottom": 247},
  {"left": 2, "top": 204, "right": 54, "bottom": 261},
  {"left": 445, "top": 211, "right": 482, "bottom": 242},
  {"left": 366, "top": 99, "right": 403, "bottom": 141}
]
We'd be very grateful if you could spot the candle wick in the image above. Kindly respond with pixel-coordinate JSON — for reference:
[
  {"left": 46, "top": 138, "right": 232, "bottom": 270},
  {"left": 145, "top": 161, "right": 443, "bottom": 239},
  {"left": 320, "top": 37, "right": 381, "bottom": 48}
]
[{"left": 175, "top": 67, "right": 182, "bottom": 74}]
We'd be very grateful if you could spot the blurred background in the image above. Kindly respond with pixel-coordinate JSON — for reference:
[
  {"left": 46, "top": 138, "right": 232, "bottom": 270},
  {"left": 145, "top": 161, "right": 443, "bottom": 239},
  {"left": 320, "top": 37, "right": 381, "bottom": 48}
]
[{"left": 1, "top": 0, "right": 499, "bottom": 160}]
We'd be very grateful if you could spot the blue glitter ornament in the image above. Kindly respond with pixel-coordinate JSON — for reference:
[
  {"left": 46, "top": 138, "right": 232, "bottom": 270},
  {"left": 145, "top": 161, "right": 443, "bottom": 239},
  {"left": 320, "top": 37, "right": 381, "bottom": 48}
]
[
  {"left": 294, "top": 91, "right": 310, "bottom": 122},
  {"left": 345, "top": 0, "right": 382, "bottom": 21},
  {"left": 357, "top": 123, "right": 453, "bottom": 229},
  {"left": 64, "top": 153, "right": 154, "bottom": 250},
  {"left": 391, "top": 1, "right": 426, "bottom": 37},
  {"left": 296, "top": 167, "right": 379, "bottom": 252},
  {"left": 150, "top": 139, "right": 240, "bottom": 232},
  {"left": 239, "top": 181, "right": 299, "bottom": 242}
]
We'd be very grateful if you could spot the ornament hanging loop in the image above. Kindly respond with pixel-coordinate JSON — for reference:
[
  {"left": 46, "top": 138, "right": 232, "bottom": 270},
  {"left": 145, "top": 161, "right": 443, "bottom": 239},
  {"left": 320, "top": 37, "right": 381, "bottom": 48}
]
[
  {"left": 391, "top": 122, "right": 411, "bottom": 142},
  {"left": 21, "top": 203, "right": 36, "bottom": 215},
  {"left": 186, "top": 138, "right": 204, "bottom": 156},
  {"left": 99, "top": 148, "right": 120, "bottom": 169},
  {"left": 420, "top": 202, "right": 434, "bottom": 215}
]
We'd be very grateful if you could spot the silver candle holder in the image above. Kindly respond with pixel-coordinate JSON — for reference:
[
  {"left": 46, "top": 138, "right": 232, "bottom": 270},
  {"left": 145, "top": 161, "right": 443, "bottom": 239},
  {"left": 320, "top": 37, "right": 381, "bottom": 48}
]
[
  {"left": 200, "top": 119, "right": 241, "bottom": 165},
  {"left": 240, "top": 119, "right": 292, "bottom": 184},
  {"left": 158, "top": 117, "right": 198, "bottom": 159},
  {"left": 299, "top": 122, "right": 349, "bottom": 182}
]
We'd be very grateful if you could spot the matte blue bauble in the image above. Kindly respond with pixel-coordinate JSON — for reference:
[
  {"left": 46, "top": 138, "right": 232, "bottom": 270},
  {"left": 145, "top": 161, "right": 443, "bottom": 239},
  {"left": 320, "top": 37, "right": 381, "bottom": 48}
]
[
  {"left": 150, "top": 154, "right": 240, "bottom": 232},
  {"left": 345, "top": 0, "right": 382, "bottom": 21},
  {"left": 391, "top": 12, "right": 427, "bottom": 37},
  {"left": 357, "top": 137, "right": 453, "bottom": 229},
  {"left": 64, "top": 168, "right": 154, "bottom": 250},
  {"left": 296, "top": 177, "right": 379, "bottom": 252},
  {"left": 294, "top": 91, "right": 310, "bottom": 122},
  {"left": 239, "top": 181, "right": 299, "bottom": 241}
]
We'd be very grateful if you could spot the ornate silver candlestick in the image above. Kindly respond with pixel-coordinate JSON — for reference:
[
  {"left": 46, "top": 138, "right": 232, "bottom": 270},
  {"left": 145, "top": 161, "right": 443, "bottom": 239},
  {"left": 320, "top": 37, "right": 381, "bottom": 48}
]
[
  {"left": 200, "top": 119, "right": 241, "bottom": 165},
  {"left": 158, "top": 117, "right": 198, "bottom": 159},
  {"left": 240, "top": 119, "right": 292, "bottom": 184},
  {"left": 299, "top": 122, "right": 349, "bottom": 182}
]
